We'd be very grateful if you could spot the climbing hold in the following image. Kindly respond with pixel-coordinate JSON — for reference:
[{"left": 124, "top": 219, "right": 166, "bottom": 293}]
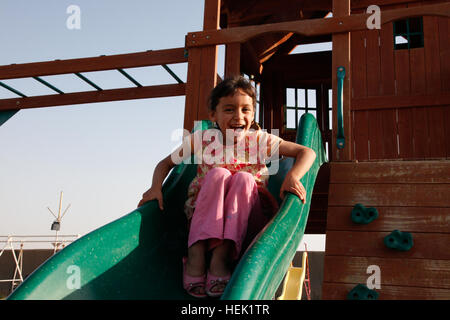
[
  {"left": 384, "top": 230, "right": 413, "bottom": 251},
  {"left": 351, "top": 203, "right": 378, "bottom": 224},
  {"left": 347, "top": 284, "right": 379, "bottom": 300}
]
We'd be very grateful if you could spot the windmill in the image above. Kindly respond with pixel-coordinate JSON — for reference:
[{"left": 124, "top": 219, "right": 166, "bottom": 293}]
[{"left": 47, "top": 191, "right": 71, "bottom": 253}]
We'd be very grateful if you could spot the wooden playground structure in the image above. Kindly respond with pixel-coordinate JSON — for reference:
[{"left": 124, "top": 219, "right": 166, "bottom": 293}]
[{"left": 1, "top": 0, "right": 449, "bottom": 299}]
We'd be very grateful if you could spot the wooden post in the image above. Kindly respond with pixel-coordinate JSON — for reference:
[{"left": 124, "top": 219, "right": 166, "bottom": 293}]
[
  {"left": 225, "top": 42, "right": 241, "bottom": 78},
  {"left": 332, "top": 0, "right": 352, "bottom": 161},
  {"left": 261, "top": 73, "right": 274, "bottom": 130},
  {"left": 184, "top": 0, "right": 220, "bottom": 131},
  {"left": 272, "top": 74, "right": 284, "bottom": 133}
]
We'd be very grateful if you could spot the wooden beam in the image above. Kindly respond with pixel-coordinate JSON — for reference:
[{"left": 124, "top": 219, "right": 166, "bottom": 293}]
[
  {"left": 298, "top": 0, "right": 332, "bottom": 11},
  {"left": 257, "top": 32, "right": 294, "bottom": 63},
  {"left": 351, "top": 0, "right": 422, "bottom": 10},
  {"left": 204, "top": 0, "right": 221, "bottom": 29},
  {"left": 186, "top": 2, "right": 450, "bottom": 47},
  {"left": 184, "top": 48, "right": 203, "bottom": 132},
  {"left": 332, "top": 0, "right": 352, "bottom": 161},
  {"left": 0, "top": 48, "right": 187, "bottom": 80},
  {"left": 223, "top": 0, "right": 332, "bottom": 27},
  {"left": 241, "top": 42, "right": 263, "bottom": 77},
  {"left": 0, "top": 84, "right": 186, "bottom": 111},
  {"left": 265, "top": 51, "right": 332, "bottom": 79},
  {"left": 184, "top": 0, "right": 220, "bottom": 131}
]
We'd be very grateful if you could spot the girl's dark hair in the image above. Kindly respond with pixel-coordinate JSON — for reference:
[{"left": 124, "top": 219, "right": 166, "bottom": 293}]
[{"left": 208, "top": 75, "right": 257, "bottom": 112}]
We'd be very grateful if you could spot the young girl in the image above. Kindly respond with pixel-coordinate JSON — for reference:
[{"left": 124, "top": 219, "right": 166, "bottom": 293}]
[{"left": 138, "top": 76, "right": 316, "bottom": 298}]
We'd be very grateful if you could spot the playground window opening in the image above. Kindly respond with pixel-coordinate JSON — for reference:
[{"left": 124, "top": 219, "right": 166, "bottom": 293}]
[
  {"left": 393, "top": 17, "right": 424, "bottom": 50},
  {"left": 285, "top": 88, "right": 318, "bottom": 130}
]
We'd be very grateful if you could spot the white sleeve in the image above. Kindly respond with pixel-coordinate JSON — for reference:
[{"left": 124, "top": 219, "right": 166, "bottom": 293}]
[{"left": 258, "top": 130, "right": 284, "bottom": 163}]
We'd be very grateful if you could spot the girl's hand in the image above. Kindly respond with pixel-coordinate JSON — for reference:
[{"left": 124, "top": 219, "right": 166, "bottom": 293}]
[
  {"left": 138, "top": 187, "right": 164, "bottom": 210},
  {"left": 280, "top": 173, "right": 307, "bottom": 204}
]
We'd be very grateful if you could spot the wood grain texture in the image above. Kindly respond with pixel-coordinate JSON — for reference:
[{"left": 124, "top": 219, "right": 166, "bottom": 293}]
[
  {"left": 323, "top": 159, "right": 450, "bottom": 300},
  {"left": 424, "top": 16, "right": 442, "bottom": 94},
  {"left": 323, "top": 255, "right": 450, "bottom": 289},
  {"left": 352, "top": 111, "right": 369, "bottom": 160},
  {"left": 366, "top": 30, "right": 381, "bottom": 97},
  {"left": 186, "top": 3, "right": 450, "bottom": 47},
  {"left": 351, "top": 94, "right": 450, "bottom": 110},
  {"left": 184, "top": 47, "right": 203, "bottom": 131},
  {"left": 0, "top": 48, "right": 188, "bottom": 80},
  {"left": 395, "top": 50, "right": 411, "bottom": 96},
  {"left": 0, "top": 84, "right": 186, "bottom": 111},
  {"left": 380, "top": 22, "right": 396, "bottom": 96},
  {"left": 328, "top": 183, "right": 450, "bottom": 207},
  {"left": 438, "top": 17, "right": 450, "bottom": 92},
  {"left": 350, "top": 30, "right": 367, "bottom": 99},
  {"left": 326, "top": 206, "right": 450, "bottom": 233},
  {"left": 325, "top": 230, "right": 450, "bottom": 260},
  {"left": 322, "top": 282, "right": 450, "bottom": 300},
  {"left": 330, "top": 161, "right": 450, "bottom": 183},
  {"left": 397, "top": 107, "right": 415, "bottom": 158},
  {"left": 410, "top": 48, "right": 427, "bottom": 95},
  {"left": 428, "top": 106, "right": 447, "bottom": 158}
]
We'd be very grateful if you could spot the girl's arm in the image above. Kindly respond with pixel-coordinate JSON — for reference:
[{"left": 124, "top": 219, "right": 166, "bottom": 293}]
[
  {"left": 137, "top": 154, "right": 176, "bottom": 210},
  {"left": 137, "top": 134, "right": 195, "bottom": 210},
  {"left": 278, "top": 141, "right": 316, "bottom": 204}
]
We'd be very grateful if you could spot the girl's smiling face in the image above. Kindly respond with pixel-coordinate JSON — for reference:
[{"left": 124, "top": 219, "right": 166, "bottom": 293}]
[{"left": 209, "top": 89, "right": 255, "bottom": 141}]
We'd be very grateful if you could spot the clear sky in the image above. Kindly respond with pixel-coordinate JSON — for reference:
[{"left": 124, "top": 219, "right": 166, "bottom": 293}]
[{"left": 0, "top": 0, "right": 325, "bottom": 250}]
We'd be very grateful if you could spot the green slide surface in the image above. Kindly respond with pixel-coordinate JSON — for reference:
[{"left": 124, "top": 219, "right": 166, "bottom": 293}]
[{"left": 7, "top": 114, "right": 326, "bottom": 300}]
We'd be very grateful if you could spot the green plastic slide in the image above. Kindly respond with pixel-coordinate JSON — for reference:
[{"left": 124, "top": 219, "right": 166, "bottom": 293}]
[{"left": 7, "top": 113, "right": 326, "bottom": 300}]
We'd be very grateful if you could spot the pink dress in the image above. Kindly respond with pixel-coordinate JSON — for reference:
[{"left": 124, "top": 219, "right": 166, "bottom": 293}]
[{"left": 180, "top": 128, "right": 283, "bottom": 259}]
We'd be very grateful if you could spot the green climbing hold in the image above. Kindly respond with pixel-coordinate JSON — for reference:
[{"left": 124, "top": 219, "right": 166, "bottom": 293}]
[
  {"left": 347, "top": 284, "right": 379, "bottom": 300},
  {"left": 384, "top": 230, "right": 413, "bottom": 251},
  {"left": 351, "top": 203, "right": 378, "bottom": 224}
]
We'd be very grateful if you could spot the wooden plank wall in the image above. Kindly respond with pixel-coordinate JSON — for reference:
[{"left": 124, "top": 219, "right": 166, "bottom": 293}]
[
  {"left": 351, "top": 2, "right": 450, "bottom": 161},
  {"left": 322, "top": 161, "right": 450, "bottom": 299}
]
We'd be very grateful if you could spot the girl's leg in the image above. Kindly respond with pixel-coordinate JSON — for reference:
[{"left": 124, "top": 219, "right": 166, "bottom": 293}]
[
  {"left": 212, "top": 171, "right": 259, "bottom": 268},
  {"left": 207, "top": 171, "right": 259, "bottom": 295},
  {"left": 187, "top": 167, "right": 232, "bottom": 268},
  {"left": 209, "top": 239, "right": 234, "bottom": 276},
  {"left": 184, "top": 240, "right": 207, "bottom": 296},
  {"left": 186, "top": 240, "right": 207, "bottom": 277}
]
